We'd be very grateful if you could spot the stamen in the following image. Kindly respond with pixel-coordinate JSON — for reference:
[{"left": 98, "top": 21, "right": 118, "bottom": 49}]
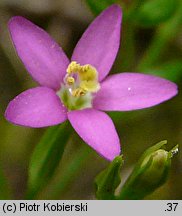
[
  {"left": 72, "top": 88, "right": 86, "bottom": 97},
  {"left": 66, "top": 61, "right": 81, "bottom": 74},
  {"left": 65, "top": 61, "right": 100, "bottom": 97},
  {"left": 59, "top": 61, "right": 101, "bottom": 110}
]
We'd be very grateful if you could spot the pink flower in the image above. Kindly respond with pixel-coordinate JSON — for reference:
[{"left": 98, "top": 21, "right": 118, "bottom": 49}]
[{"left": 5, "top": 5, "right": 177, "bottom": 160}]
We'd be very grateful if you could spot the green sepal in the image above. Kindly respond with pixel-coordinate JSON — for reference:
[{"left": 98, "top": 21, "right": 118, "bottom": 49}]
[
  {"left": 117, "top": 141, "right": 178, "bottom": 200},
  {"left": 26, "top": 121, "right": 71, "bottom": 199},
  {"left": 95, "top": 155, "right": 123, "bottom": 200}
]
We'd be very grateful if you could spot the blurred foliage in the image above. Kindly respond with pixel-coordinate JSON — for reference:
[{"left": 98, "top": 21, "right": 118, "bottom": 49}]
[
  {"left": 144, "top": 60, "right": 182, "bottom": 82},
  {"left": 135, "top": 0, "right": 178, "bottom": 27},
  {"left": 26, "top": 122, "right": 71, "bottom": 199},
  {"left": 0, "top": 0, "right": 181, "bottom": 199},
  {"left": 85, "top": 0, "right": 115, "bottom": 15},
  {"left": 0, "top": 165, "right": 11, "bottom": 199}
]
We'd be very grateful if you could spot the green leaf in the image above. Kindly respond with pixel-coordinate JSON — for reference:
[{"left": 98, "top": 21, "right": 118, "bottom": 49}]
[
  {"left": 26, "top": 121, "right": 71, "bottom": 199},
  {"left": 136, "top": 0, "right": 178, "bottom": 27},
  {"left": 117, "top": 141, "right": 178, "bottom": 200},
  {"left": 0, "top": 165, "right": 11, "bottom": 199},
  {"left": 86, "top": 0, "right": 115, "bottom": 15},
  {"left": 95, "top": 155, "right": 123, "bottom": 200}
]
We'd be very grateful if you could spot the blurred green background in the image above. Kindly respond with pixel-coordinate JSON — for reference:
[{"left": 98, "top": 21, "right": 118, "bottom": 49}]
[{"left": 0, "top": 0, "right": 181, "bottom": 199}]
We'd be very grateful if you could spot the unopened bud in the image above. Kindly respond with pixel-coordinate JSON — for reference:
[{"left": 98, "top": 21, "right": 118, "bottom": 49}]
[
  {"left": 139, "top": 149, "right": 170, "bottom": 187},
  {"left": 117, "top": 141, "right": 178, "bottom": 200}
]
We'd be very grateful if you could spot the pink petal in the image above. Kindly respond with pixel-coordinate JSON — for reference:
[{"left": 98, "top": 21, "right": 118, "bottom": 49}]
[
  {"left": 5, "top": 87, "right": 67, "bottom": 127},
  {"left": 68, "top": 108, "right": 120, "bottom": 161},
  {"left": 71, "top": 5, "right": 122, "bottom": 82},
  {"left": 9, "top": 16, "right": 70, "bottom": 90},
  {"left": 94, "top": 73, "right": 178, "bottom": 111}
]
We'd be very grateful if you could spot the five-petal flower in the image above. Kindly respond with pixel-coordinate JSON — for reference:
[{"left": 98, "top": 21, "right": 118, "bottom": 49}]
[{"left": 5, "top": 5, "right": 178, "bottom": 161}]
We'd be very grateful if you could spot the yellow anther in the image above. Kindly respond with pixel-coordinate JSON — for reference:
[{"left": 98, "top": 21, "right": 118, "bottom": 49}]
[
  {"left": 79, "top": 64, "right": 89, "bottom": 73},
  {"left": 78, "top": 65, "right": 97, "bottom": 81},
  {"left": 78, "top": 64, "right": 100, "bottom": 93},
  {"left": 66, "top": 61, "right": 81, "bottom": 74},
  {"left": 80, "top": 80, "right": 100, "bottom": 93},
  {"left": 66, "top": 76, "right": 75, "bottom": 85},
  {"left": 66, "top": 61, "right": 100, "bottom": 96},
  {"left": 72, "top": 88, "right": 86, "bottom": 97}
]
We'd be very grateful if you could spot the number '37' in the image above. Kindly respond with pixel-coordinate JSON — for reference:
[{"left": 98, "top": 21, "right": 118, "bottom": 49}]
[{"left": 166, "top": 203, "right": 178, "bottom": 211}]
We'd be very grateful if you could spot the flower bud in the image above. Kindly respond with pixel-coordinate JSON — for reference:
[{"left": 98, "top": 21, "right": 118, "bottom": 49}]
[
  {"left": 117, "top": 141, "right": 178, "bottom": 200},
  {"left": 139, "top": 149, "right": 170, "bottom": 188}
]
